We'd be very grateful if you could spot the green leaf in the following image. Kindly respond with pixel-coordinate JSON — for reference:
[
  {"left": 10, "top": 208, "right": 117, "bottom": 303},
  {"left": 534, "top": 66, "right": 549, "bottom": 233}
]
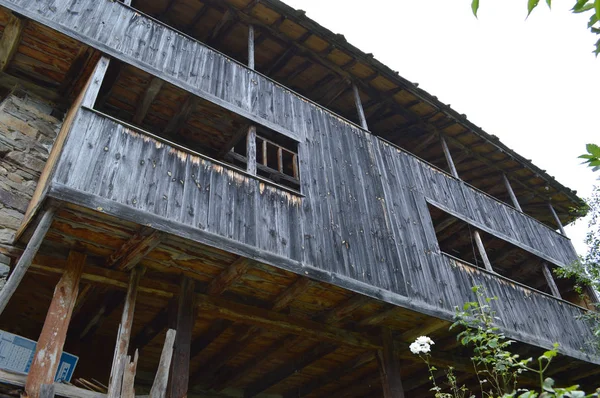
[
  {"left": 574, "top": 3, "right": 595, "bottom": 13},
  {"left": 586, "top": 143, "right": 600, "bottom": 156},
  {"left": 595, "top": 0, "right": 600, "bottom": 22},
  {"left": 546, "top": 0, "right": 552, "bottom": 7},
  {"left": 573, "top": 0, "right": 591, "bottom": 12},
  {"left": 527, "top": 0, "right": 540, "bottom": 16},
  {"left": 588, "top": 12, "right": 599, "bottom": 27},
  {"left": 472, "top": 0, "right": 480, "bottom": 17}
]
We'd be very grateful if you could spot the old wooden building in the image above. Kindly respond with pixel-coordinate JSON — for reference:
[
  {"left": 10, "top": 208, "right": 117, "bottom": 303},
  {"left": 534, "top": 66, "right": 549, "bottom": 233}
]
[{"left": 0, "top": 0, "right": 598, "bottom": 396}]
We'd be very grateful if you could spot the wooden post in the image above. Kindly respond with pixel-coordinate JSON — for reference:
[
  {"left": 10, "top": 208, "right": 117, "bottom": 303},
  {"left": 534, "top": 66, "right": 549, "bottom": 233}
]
[
  {"left": 150, "top": 329, "right": 177, "bottom": 398},
  {"left": 377, "top": 328, "right": 405, "bottom": 398},
  {"left": 548, "top": 203, "right": 567, "bottom": 236},
  {"left": 81, "top": 56, "right": 111, "bottom": 108},
  {"left": 542, "top": 263, "right": 562, "bottom": 299},
  {"left": 440, "top": 136, "right": 459, "bottom": 179},
  {"left": 39, "top": 384, "right": 55, "bottom": 398},
  {"left": 503, "top": 174, "right": 523, "bottom": 212},
  {"left": 25, "top": 251, "right": 86, "bottom": 398},
  {"left": 167, "top": 277, "right": 195, "bottom": 398},
  {"left": 108, "top": 267, "right": 143, "bottom": 397},
  {"left": 352, "top": 84, "right": 368, "bottom": 130},
  {"left": 0, "top": 208, "right": 55, "bottom": 315},
  {"left": 248, "top": 24, "right": 255, "bottom": 70},
  {"left": 246, "top": 125, "right": 257, "bottom": 175},
  {"left": 473, "top": 230, "right": 494, "bottom": 273}
]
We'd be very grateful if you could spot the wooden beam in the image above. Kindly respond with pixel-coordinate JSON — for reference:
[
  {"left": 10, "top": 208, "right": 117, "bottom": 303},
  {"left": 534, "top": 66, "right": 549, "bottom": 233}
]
[
  {"left": 282, "top": 351, "right": 375, "bottom": 398},
  {"left": 164, "top": 94, "right": 199, "bottom": 135},
  {"left": 25, "top": 251, "right": 85, "bottom": 398},
  {"left": 217, "top": 123, "right": 251, "bottom": 158},
  {"left": 247, "top": 24, "right": 255, "bottom": 70},
  {"left": 107, "top": 227, "right": 163, "bottom": 271},
  {"left": 265, "top": 47, "right": 296, "bottom": 76},
  {"left": 166, "top": 276, "right": 195, "bottom": 398},
  {"left": 440, "top": 136, "right": 459, "bottom": 179},
  {"left": 377, "top": 328, "right": 405, "bottom": 398},
  {"left": 246, "top": 125, "right": 257, "bottom": 175},
  {"left": 542, "top": 263, "right": 562, "bottom": 299},
  {"left": 0, "top": 208, "right": 55, "bottom": 315},
  {"left": 108, "top": 267, "right": 143, "bottom": 397},
  {"left": 243, "top": 342, "right": 337, "bottom": 397},
  {"left": 207, "top": 9, "right": 233, "bottom": 44},
  {"left": 206, "top": 257, "right": 251, "bottom": 296},
  {"left": 548, "top": 202, "right": 567, "bottom": 236},
  {"left": 0, "top": 13, "right": 24, "bottom": 72},
  {"left": 503, "top": 174, "right": 523, "bottom": 212},
  {"left": 205, "top": 277, "right": 314, "bottom": 391},
  {"left": 133, "top": 77, "right": 164, "bottom": 125},
  {"left": 58, "top": 46, "right": 95, "bottom": 97},
  {"left": 352, "top": 84, "right": 368, "bottom": 130},
  {"left": 285, "top": 59, "right": 311, "bottom": 82},
  {"left": 473, "top": 230, "right": 494, "bottom": 273}
]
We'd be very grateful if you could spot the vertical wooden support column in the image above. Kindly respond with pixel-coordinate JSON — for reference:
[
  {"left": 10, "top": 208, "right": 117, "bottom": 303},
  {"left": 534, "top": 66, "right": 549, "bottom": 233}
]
[
  {"left": 25, "top": 251, "right": 86, "bottom": 398},
  {"left": 108, "top": 267, "right": 143, "bottom": 397},
  {"left": 440, "top": 136, "right": 459, "bottom": 179},
  {"left": 248, "top": 25, "right": 255, "bottom": 70},
  {"left": 352, "top": 84, "right": 368, "bottom": 130},
  {"left": 473, "top": 230, "right": 494, "bottom": 273},
  {"left": 503, "top": 174, "right": 523, "bottom": 212},
  {"left": 167, "top": 276, "right": 195, "bottom": 398},
  {"left": 0, "top": 208, "right": 55, "bottom": 315},
  {"left": 81, "top": 56, "right": 111, "bottom": 108},
  {"left": 542, "top": 263, "right": 562, "bottom": 299},
  {"left": 246, "top": 125, "right": 257, "bottom": 175},
  {"left": 377, "top": 328, "right": 405, "bottom": 398},
  {"left": 548, "top": 203, "right": 567, "bottom": 236}
]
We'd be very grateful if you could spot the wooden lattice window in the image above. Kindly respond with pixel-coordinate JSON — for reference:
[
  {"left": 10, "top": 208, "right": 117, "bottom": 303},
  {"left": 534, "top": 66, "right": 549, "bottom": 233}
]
[{"left": 224, "top": 126, "right": 300, "bottom": 191}]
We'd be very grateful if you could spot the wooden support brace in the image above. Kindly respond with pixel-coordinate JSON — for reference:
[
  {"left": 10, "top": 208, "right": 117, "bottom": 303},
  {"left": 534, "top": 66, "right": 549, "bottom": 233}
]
[
  {"left": 473, "top": 230, "right": 494, "bottom": 273},
  {"left": 377, "top": 328, "right": 405, "bottom": 398},
  {"left": 542, "top": 262, "right": 562, "bottom": 299},
  {"left": 25, "top": 251, "right": 86, "bottom": 398},
  {"left": 548, "top": 202, "right": 567, "bottom": 236},
  {"left": 440, "top": 136, "right": 459, "bottom": 179},
  {"left": 0, "top": 208, "right": 55, "bottom": 315},
  {"left": 503, "top": 173, "right": 523, "bottom": 212},
  {"left": 353, "top": 83, "right": 368, "bottom": 130}
]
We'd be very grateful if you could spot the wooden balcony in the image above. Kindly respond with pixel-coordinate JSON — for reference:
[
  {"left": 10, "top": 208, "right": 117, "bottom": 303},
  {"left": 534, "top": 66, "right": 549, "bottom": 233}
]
[{"left": 39, "top": 105, "right": 598, "bottom": 365}]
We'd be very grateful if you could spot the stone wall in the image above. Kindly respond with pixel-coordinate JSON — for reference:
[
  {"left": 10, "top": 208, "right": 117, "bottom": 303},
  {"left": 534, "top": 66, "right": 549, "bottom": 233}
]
[{"left": 0, "top": 88, "right": 62, "bottom": 247}]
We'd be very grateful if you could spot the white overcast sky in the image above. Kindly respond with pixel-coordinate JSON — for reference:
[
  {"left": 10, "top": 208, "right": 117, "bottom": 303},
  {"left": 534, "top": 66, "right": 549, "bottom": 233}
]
[{"left": 285, "top": 0, "right": 599, "bottom": 254}]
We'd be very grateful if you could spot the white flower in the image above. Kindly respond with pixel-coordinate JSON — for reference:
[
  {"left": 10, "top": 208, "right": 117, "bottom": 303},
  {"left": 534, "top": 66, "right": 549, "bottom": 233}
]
[{"left": 409, "top": 336, "right": 435, "bottom": 355}]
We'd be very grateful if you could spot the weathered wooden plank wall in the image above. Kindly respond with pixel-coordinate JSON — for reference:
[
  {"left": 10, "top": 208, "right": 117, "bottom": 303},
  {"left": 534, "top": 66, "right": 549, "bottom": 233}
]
[{"left": 51, "top": 108, "right": 595, "bottom": 362}]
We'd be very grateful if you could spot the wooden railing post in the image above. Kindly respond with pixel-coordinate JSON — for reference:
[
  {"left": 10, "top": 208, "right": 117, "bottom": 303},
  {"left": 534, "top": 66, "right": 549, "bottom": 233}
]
[
  {"left": 352, "top": 84, "right": 368, "bottom": 130},
  {"left": 377, "top": 328, "right": 405, "bottom": 398},
  {"left": 0, "top": 208, "right": 55, "bottom": 315},
  {"left": 473, "top": 230, "right": 494, "bottom": 273},
  {"left": 25, "top": 251, "right": 86, "bottom": 398},
  {"left": 440, "top": 136, "right": 459, "bottom": 179},
  {"left": 503, "top": 173, "right": 523, "bottom": 212}
]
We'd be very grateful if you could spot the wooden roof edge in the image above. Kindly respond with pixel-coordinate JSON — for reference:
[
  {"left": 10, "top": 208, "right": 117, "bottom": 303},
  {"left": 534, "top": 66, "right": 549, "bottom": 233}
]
[{"left": 257, "top": 0, "right": 586, "bottom": 217}]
